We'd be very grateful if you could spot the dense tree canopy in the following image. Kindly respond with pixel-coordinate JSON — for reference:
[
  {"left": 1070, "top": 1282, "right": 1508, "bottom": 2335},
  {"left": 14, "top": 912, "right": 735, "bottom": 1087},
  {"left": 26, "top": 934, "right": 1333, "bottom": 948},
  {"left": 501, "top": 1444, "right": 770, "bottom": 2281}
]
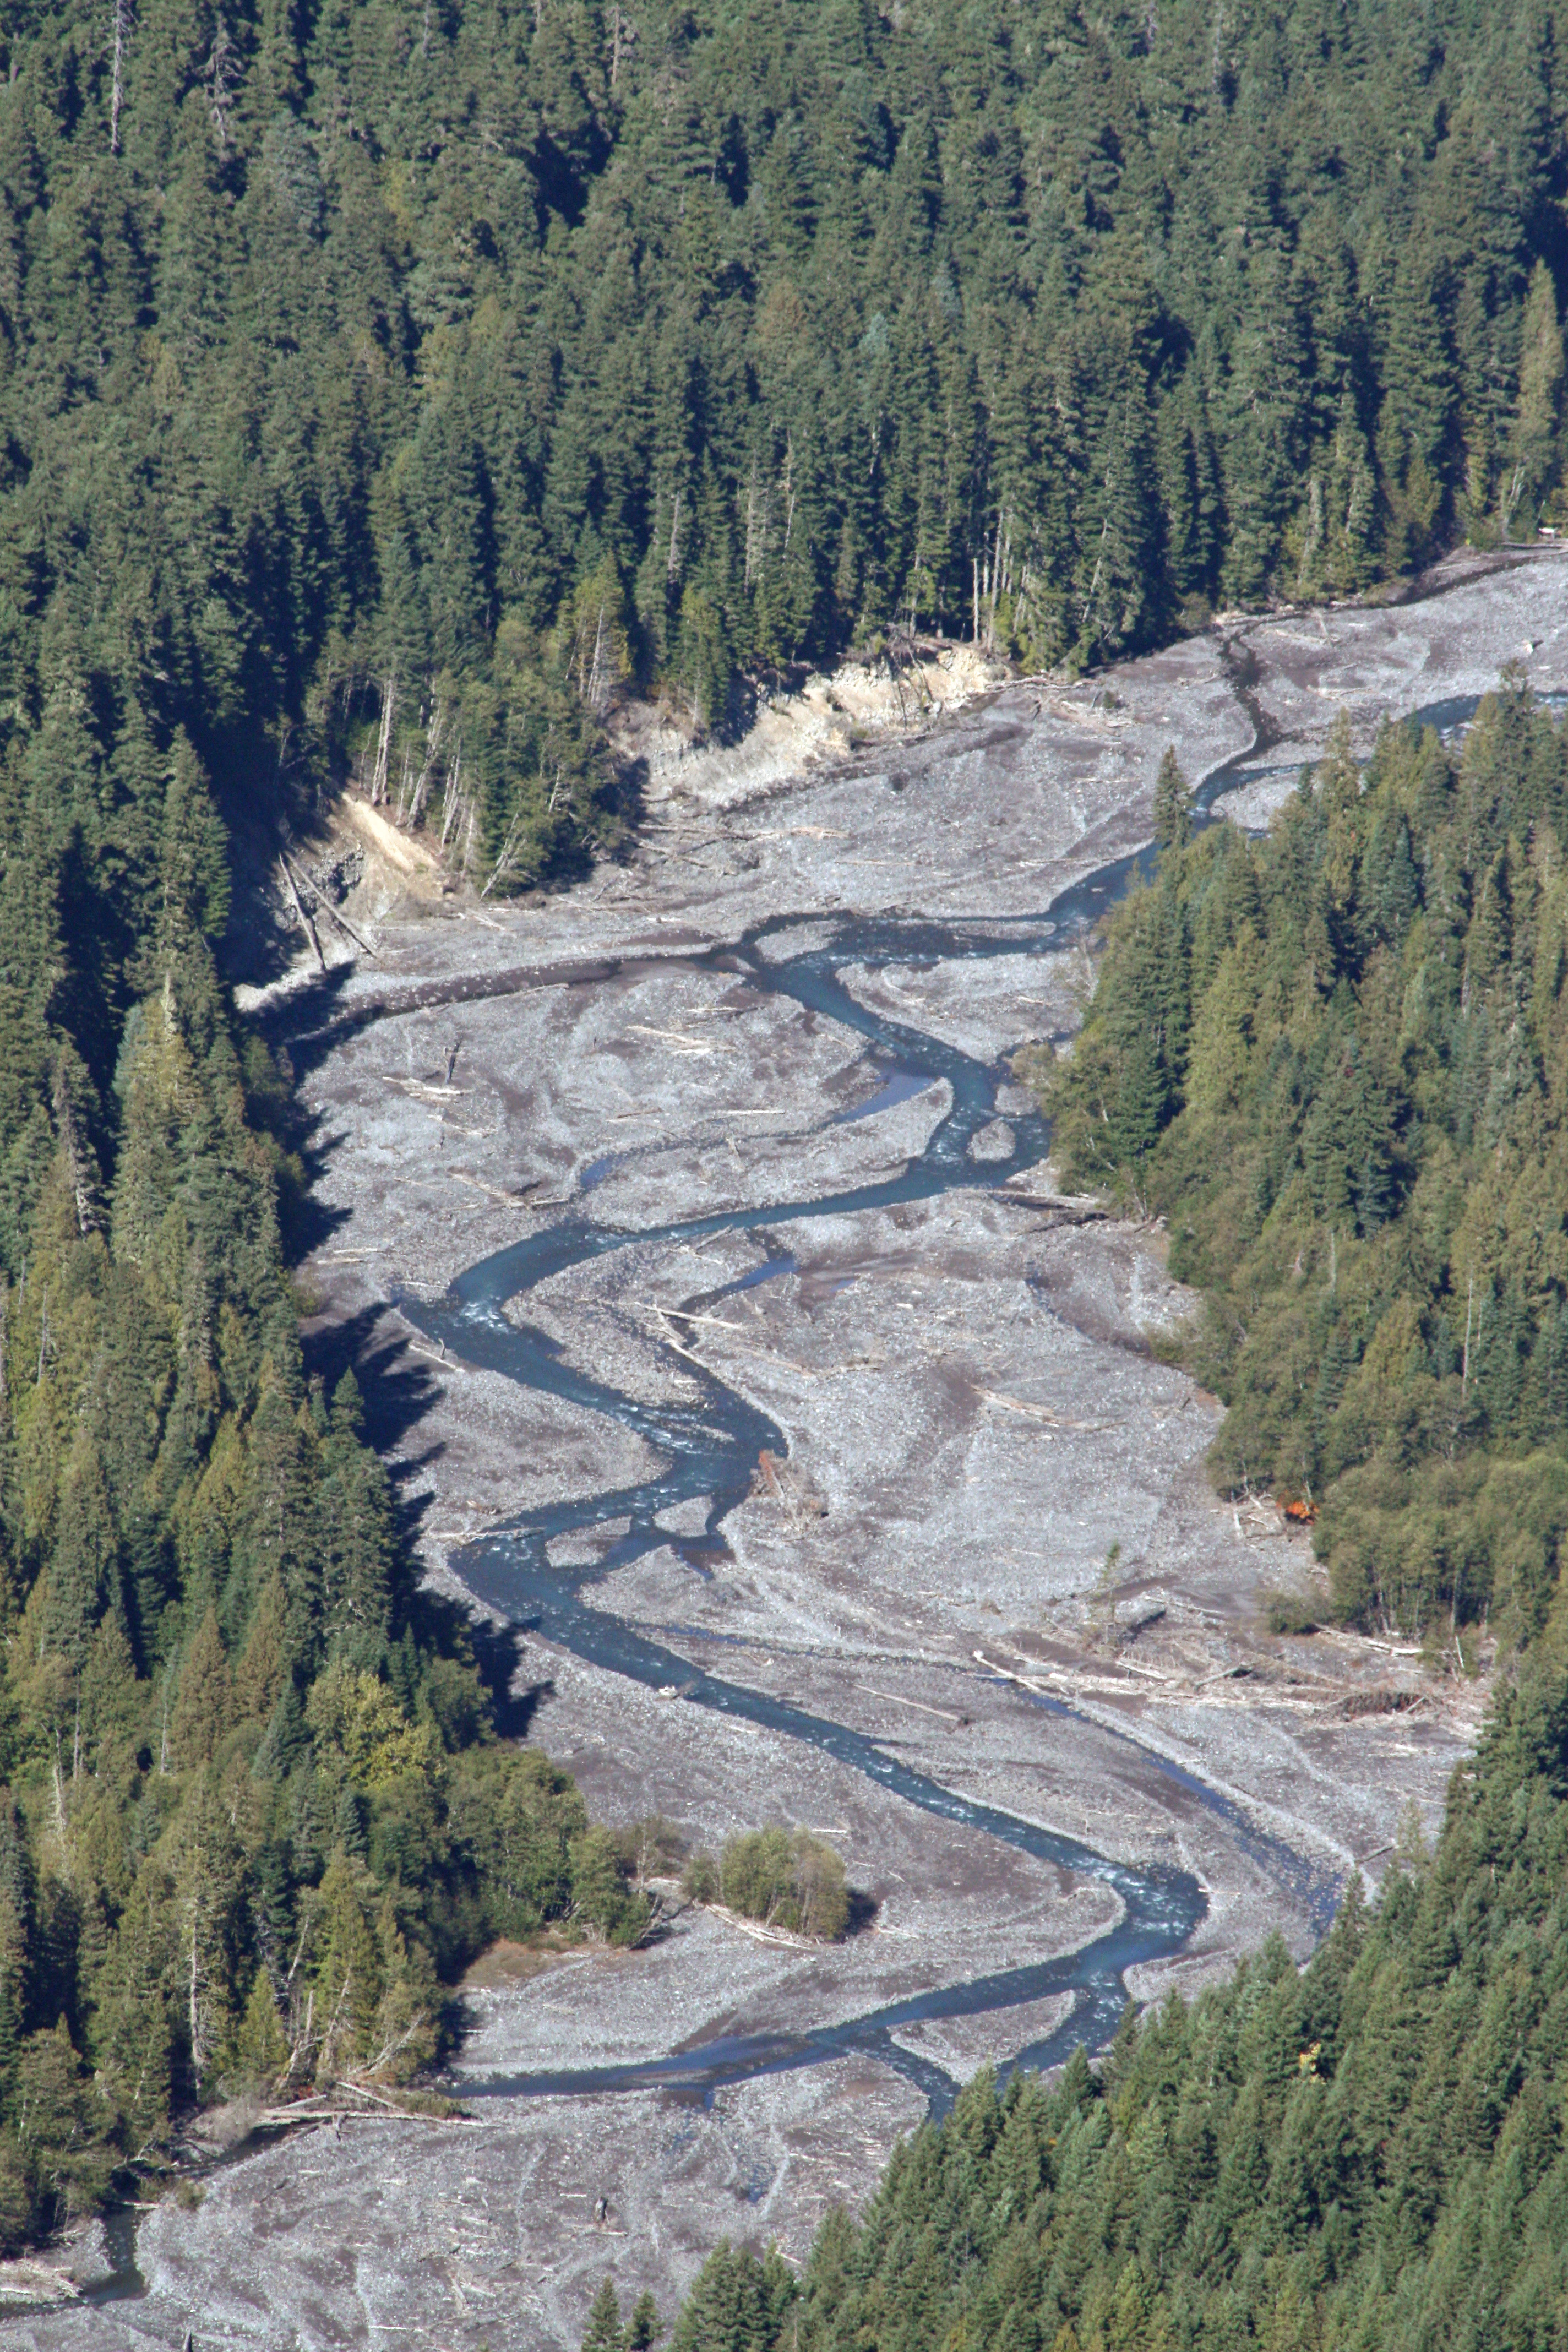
[
  {"left": 655, "top": 1652, "right": 1568, "bottom": 2352},
  {"left": 0, "top": 869, "right": 650, "bottom": 2229},
  {"left": 1048, "top": 685, "right": 1568, "bottom": 1650},
  {"left": 1, "top": 0, "right": 1566, "bottom": 923}
]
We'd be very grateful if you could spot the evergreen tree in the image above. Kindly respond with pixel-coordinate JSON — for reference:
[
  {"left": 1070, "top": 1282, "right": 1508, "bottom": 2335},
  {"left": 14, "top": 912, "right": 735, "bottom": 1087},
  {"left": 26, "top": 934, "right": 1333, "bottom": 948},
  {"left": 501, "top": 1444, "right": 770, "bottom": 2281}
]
[
  {"left": 1153, "top": 747, "right": 1193, "bottom": 856},
  {"left": 1506, "top": 263, "right": 1565, "bottom": 531},
  {"left": 233, "top": 1572, "right": 290, "bottom": 1721},
  {"left": 92, "top": 1865, "right": 175, "bottom": 2152},
  {"left": 627, "top": 2291, "right": 662, "bottom": 2350},
  {"left": 170, "top": 1605, "right": 232, "bottom": 1770},
  {"left": 233, "top": 1967, "right": 290, "bottom": 2092},
  {"left": 582, "top": 2279, "right": 627, "bottom": 2351},
  {"left": 14, "top": 2018, "right": 113, "bottom": 2225}
]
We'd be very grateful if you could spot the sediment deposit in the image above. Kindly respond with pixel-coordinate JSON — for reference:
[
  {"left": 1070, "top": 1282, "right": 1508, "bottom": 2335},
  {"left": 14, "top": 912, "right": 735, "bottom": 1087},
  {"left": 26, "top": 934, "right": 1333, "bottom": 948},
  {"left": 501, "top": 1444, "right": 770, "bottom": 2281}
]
[{"left": 22, "top": 548, "right": 1568, "bottom": 2351}]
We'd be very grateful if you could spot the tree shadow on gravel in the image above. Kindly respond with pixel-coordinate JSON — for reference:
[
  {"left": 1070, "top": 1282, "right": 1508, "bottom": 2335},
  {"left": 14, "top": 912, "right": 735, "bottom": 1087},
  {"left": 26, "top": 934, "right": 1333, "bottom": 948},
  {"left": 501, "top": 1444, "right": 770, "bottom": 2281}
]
[
  {"left": 463, "top": 1628, "right": 555, "bottom": 1743},
  {"left": 254, "top": 957, "right": 362, "bottom": 1076},
  {"left": 261, "top": 961, "right": 579, "bottom": 1756},
  {"left": 844, "top": 1889, "right": 882, "bottom": 1938},
  {"left": 302, "top": 1301, "right": 442, "bottom": 1547},
  {"left": 301, "top": 1297, "right": 553, "bottom": 1745},
  {"left": 302, "top": 1301, "right": 440, "bottom": 1457}
]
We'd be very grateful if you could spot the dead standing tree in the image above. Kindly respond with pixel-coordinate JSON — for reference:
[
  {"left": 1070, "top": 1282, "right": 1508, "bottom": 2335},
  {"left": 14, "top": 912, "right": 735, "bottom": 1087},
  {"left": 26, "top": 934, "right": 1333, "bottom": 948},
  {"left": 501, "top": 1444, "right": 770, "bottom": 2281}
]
[
  {"left": 438, "top": 743, "right": 466, "bottom": 852},
  {"left": 205, "top": 11, "right": 236, "bottom": 148},
  {"left": 743, "top": 454, "right": 771, "bottom": 591},
  {"left": 108, "top": 0, "right": 132, "bottom": 153},
  {"left": 407, "top": 698, "right": 444, "bottom": 827},
  {"left": 51, "top": 1059, "right": 100, "bottom": 1237},
  {"left": 369, "top": 672, "right": 396, "bottom": 805},
  {"left": 609, "top": 3, "right": 636, "bottom": 86}
]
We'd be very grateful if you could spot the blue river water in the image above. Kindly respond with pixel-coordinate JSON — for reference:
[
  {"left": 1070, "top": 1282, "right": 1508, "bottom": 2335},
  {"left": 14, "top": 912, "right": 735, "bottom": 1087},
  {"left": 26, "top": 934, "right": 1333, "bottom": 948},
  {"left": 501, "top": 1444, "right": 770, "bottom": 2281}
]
[{"left": 404, "top": 684, "right": 1426, "bottom": 2115}]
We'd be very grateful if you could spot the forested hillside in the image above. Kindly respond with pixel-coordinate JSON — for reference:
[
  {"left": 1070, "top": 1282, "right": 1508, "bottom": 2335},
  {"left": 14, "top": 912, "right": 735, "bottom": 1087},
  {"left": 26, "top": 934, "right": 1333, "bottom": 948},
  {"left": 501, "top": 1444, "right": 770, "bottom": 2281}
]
[
  {"left": 1048, "top": 684, "right": 1568, "bottom": 1650},
  {"left": 2, "top": 0, "right": 1567, "bottom": 910},
  {"left": 652, "top": 1653, "right": 1568, "bottom": 2352},
  {"left": 0, "top": 751, "right": 651, "bottom": 2232}
]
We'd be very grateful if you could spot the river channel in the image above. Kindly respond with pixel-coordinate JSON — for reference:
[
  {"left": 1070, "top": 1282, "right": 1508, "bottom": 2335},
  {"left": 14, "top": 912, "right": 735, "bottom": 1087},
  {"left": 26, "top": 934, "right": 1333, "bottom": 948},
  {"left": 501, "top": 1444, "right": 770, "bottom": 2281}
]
[
  {"left": 58, "top": 565, "right": 1549, "bottom": 2334},
  {"left": 400, "top": 681, "right": 1379, "bottom": 2121}
]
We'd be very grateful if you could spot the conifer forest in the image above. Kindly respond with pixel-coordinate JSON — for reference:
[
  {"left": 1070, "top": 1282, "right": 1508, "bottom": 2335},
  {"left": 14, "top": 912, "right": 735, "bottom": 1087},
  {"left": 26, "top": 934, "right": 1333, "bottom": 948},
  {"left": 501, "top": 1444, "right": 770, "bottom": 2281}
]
[
  {"left": 1, "top": 0, "right": 1567, "bottom": 2331},
  {"left": 1049, "top": 689, "right": 1568, "bottom": 1655}
]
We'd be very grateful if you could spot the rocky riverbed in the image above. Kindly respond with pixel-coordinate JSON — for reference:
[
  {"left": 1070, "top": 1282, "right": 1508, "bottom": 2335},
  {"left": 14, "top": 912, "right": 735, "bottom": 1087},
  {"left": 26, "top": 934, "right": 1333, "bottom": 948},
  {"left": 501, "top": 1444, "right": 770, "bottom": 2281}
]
[{"left": 16, "top": 547, "right": 1567, "bottom": 2351}]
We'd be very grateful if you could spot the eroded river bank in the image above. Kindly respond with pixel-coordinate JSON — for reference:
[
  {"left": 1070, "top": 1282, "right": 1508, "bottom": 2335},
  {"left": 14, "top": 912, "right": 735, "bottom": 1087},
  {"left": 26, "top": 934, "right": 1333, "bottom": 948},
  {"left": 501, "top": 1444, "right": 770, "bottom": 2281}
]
[{"left": 18, "top": 549, "right": 1567, "bottom": 2349}]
